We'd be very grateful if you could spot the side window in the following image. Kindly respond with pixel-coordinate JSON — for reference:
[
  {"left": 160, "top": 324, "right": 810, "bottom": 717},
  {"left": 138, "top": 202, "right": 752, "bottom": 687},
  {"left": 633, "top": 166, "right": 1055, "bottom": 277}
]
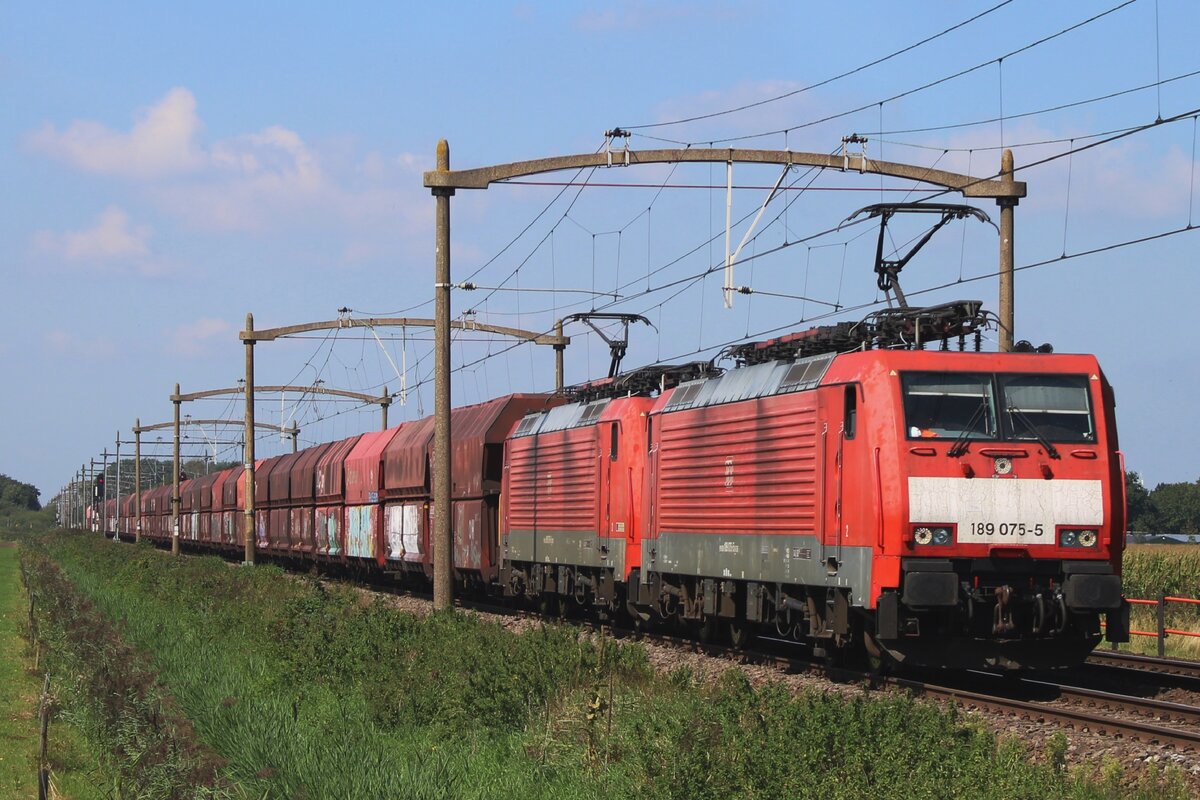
[
  {"left": 610, "top": 423, "right": 619, "bottom": 461},
  {"left": 844, "top": 384, "right": 858, "bottom": 440}
]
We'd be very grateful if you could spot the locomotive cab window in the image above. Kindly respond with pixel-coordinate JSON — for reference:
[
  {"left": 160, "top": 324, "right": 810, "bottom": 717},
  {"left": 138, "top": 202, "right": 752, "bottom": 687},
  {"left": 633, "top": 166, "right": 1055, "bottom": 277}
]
[
  {"left": 844, "top": 384, "right": 857, "bottom": 439},
  {"left": 1000, "top": 374, "right": 1095, "bottom": 443},
  {"left": 902, "top": 373, "right": 995, "bottom": 440}
]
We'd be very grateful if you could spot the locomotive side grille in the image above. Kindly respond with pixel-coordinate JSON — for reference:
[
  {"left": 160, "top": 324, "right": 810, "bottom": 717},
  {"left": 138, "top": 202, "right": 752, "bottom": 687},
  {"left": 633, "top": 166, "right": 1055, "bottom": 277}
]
[
  {"left": 506, "top": 435, "right": 598, "bottom": 532},
  {"left": 656, "top": 394, "right": 819, "bottom": 536}
]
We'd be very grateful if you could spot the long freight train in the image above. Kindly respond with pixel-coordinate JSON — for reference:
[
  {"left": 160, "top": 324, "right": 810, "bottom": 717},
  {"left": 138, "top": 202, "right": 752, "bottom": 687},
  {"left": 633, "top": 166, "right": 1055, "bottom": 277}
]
[{"left": 91, "top": 302, "right": 1131, "bottom": 670}]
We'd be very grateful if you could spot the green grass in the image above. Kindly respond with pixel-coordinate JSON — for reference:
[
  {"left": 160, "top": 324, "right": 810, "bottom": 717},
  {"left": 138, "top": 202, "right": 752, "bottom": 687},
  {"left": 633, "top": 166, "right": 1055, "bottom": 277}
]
[
  {"left": 0, "top": 542, "right": 109, "bottom": 800},
  {"left": 21, "top": 533, "right": 1196, "bottom": 800},
  {"left": 0, "top": 506, "right": 57, "bottom": 538}
]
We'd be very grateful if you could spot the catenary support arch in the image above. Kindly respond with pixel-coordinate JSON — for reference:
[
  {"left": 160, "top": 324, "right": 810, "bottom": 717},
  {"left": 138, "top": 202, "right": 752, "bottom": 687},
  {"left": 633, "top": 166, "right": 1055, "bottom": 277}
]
[{"left": 421, "top": 143, "right": 1027, "bottom": 611}]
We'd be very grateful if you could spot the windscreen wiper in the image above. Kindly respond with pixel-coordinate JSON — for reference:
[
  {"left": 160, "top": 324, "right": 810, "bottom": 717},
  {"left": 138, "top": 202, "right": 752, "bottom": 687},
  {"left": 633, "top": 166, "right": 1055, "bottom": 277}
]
[
  {"left": 947, "top": 397, "right": 989, "bottom": 458},
  {"left": 1007, "top": 405, "right": 1061, "bottom": 459}
]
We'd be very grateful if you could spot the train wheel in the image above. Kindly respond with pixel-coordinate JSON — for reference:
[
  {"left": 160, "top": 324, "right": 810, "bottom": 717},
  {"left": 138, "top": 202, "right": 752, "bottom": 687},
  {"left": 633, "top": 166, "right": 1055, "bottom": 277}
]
[
  {"left": 862, "top": 631, "right": 893, "bottom": 677},
  {"left": 539, "top": 594, "right": 560, "bottom": 618},
  {"left": 727, "top": 619, "right": 753, "bottom": 650}
]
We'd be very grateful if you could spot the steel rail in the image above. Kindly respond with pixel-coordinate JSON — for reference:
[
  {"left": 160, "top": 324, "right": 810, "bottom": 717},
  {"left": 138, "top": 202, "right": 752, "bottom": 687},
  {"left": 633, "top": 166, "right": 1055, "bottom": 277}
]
[
  {"left": 1022, "top": 679, "right": 1200, "bottom": 726},
  {"left": 1086, "top": 651, "right": 1200, "bottom": 691},
  {"left": 600, "top": 633, "right": 1200, "bottom": 751},
  {"left": 892, "top": 676, "right": 1200, "bottom": 751},
  {"left": 1088, "top": 650, "right": 1200, "bottom": 679}
]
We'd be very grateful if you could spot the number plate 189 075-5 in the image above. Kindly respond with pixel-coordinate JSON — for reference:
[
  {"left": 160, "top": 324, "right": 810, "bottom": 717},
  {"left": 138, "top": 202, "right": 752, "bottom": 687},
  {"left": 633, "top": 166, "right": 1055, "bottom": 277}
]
[{"left": 962, "top": 521, "right": 1047, "bottom": 544}]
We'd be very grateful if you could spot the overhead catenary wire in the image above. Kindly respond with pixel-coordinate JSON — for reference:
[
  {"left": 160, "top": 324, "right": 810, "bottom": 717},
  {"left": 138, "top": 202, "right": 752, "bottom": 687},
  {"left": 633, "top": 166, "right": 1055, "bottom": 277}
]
[
  {"left": 447, "top": 106, "right": 1200, "bottom": 386},
  {"left": 367, "top": 107, "right": 1080, "bottom": 383},
  {"left": 619, "top": 106, "right": 1200, "bottom": 325},
  {"left": 187, "top": 86, "right": 1198, "bottom": 453},
  {"left": 855, "top": 67, "right": 1200, "bottom": 139},
  {"left": 621, "top": 0, "right": 1017, "bottom": 131},
  {"left": 644, "top": 223, "right": 1200, "bottom": 369},
  {"left": 638, "top": 0, "right": 1140, "bottom": 147},
  {"left": 473, "top": 149, "right": 687, "bottom": 316}
]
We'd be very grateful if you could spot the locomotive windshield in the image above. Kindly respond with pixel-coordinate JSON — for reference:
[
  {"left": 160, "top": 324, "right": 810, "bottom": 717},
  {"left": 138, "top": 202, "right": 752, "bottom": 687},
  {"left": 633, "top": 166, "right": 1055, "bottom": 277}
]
[
  {"left": 902, "top": 373, "right": 996, "bottom": 439},
  {"left": 1000, "top": 374, "right": 1095, "bottom": 443},
  {"left": 903, "top": 372, "right": 1095, "bottom": 443}
]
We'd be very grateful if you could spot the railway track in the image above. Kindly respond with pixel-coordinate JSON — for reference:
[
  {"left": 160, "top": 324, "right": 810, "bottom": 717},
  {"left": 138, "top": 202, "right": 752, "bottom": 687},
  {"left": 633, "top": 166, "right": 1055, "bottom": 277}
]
[
  {"left": 892, "top": 673, "right": 1200, "bottom": 752},
  {"left": 1086, "top": 650, "right": 1200, "bottom": 688},
  {"left": 605, "top": 629, "right": 1200, "bottom": 752},
  {"left": 598, "top": 626, "right": 1200, "bottom": 752}
]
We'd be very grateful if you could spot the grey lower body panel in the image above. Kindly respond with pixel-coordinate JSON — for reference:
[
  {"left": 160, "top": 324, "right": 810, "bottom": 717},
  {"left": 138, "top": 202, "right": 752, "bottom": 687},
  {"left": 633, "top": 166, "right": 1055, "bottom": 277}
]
[
  {"left": 645, "top": 532, "right": 872, "bottom": 606},
  {"left": 505, "top": 529, "right": 626, "bottom": 574}
]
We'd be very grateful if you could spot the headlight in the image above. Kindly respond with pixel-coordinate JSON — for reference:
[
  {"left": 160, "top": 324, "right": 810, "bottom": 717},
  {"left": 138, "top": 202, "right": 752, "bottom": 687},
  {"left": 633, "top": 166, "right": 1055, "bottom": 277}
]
[
  {"left": 911, "top": 525, "right": 953, "bottom": 546},
  {"left": 1058, "top": 528, "right": 1099, "bottom": 548}
]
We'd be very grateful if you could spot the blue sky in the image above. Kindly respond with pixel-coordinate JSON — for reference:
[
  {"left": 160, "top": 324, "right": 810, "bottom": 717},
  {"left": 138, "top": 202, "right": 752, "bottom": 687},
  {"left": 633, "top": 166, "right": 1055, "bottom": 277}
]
[{"left": 3, "top": 0, "right": 1198, "bottom": 499}]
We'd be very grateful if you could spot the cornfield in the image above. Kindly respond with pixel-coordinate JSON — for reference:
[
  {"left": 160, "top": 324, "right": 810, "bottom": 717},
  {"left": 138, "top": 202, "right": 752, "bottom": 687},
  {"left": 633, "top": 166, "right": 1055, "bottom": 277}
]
[{"left": 1120, "top": 545, "right": 1200, "bottom": 659}]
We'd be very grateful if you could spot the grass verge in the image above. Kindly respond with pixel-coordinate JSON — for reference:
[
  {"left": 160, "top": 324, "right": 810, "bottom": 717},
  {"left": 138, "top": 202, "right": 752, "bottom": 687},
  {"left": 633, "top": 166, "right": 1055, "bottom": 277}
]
[
  {"left": 0, "top": 542, "right": 108, "bottom": 800},
  {"left": 23, "top": 533, "right": 1196, "bottom": 799},
  {"left": 21, "top": 544, "right": 231, "bottom": 799}
]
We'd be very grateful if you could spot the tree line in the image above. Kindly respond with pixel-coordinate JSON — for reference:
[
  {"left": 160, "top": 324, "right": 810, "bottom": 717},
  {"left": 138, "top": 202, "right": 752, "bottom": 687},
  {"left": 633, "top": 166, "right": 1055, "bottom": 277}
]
[
  {"left": 1126, "top": 472, "right": 1200, "bottom": 540},
  {"left": 0, "top": 474, "right": 41, "bottom": 511}
]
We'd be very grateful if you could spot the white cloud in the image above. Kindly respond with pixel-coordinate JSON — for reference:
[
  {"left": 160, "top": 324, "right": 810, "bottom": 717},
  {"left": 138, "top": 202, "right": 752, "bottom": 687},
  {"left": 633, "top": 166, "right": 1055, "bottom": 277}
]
[
  {"left": 1077, "top": 140, "right": 1198, "bottom": 219},
  {"left": 166, "top": 317, "right": 235, "bottom": 358},
  {"left": 27, "top": 87, "right": 204, "bottom": 179},
  {"left": 44, "top": 329, "right": 117, "bottom": 359},
  {"left": 33, "top": 206, "right": 151, "bottom": 262},
  {"left": 30, "top": 206, "right": 169, "bottom": 276},
  {"left": 159, "top": 125, "right": 327, "bottom": 232},
  {"left": 154, "top": 134, "right": 430, "bottom": 245},
  {"left": 26, "top": 89, "right": 436, "bottom": 264}
]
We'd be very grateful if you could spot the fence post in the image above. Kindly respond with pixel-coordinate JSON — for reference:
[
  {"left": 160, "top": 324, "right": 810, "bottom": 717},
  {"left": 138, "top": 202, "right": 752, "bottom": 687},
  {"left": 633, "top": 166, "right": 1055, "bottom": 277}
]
[
  {"left": 1157, "top": 593, "right": 1167, "bottom": 658},
  {"left": 37, "top": 672, "right": 50, "bottom": 800}
]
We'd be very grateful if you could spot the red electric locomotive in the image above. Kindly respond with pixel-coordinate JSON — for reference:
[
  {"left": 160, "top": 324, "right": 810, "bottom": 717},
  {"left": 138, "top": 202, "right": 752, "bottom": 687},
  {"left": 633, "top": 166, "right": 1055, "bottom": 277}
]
[{"left": 501, "top": 302, "right": 1129, "bottom": 669}]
